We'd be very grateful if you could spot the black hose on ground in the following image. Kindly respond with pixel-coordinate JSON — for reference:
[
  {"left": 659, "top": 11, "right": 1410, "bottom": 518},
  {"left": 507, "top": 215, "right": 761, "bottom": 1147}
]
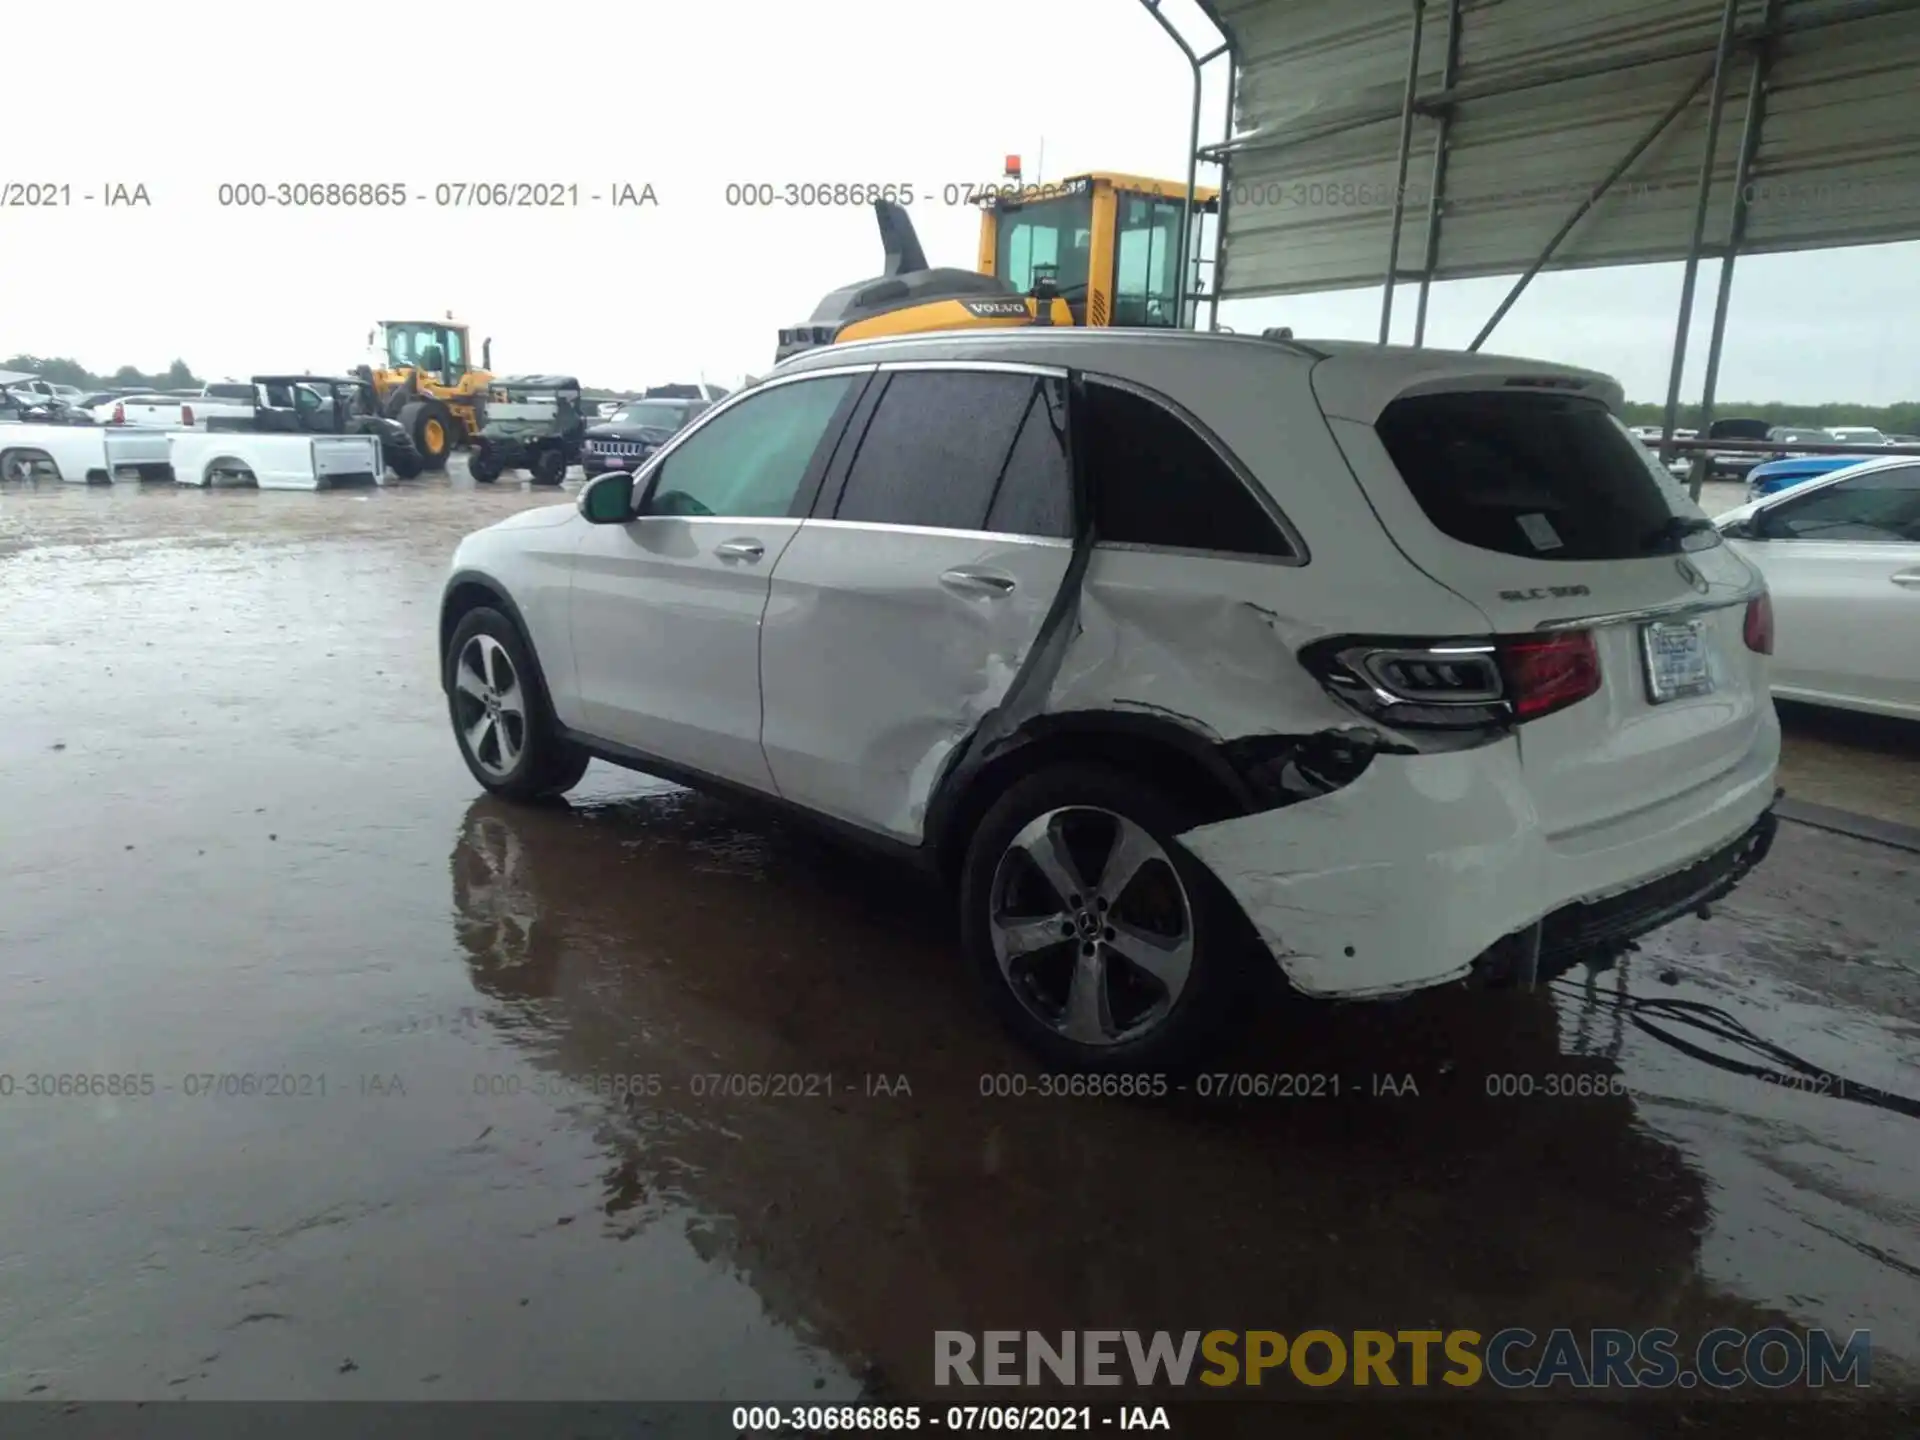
[{"left": 1551, "top": 974, "right": 1920, "bottom": 1120}]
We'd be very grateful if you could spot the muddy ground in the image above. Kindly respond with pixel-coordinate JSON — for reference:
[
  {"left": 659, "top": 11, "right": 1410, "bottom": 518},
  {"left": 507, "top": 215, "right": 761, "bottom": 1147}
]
[{"left": 0, "top": 468, "right": 1915, "bottom": 1437}]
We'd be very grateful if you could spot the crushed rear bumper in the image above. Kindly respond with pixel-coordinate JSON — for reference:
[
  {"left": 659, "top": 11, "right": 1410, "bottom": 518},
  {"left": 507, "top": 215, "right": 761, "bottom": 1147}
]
[{"left": 1177, "top": 731, "right": 1779, "bottom": 1001}]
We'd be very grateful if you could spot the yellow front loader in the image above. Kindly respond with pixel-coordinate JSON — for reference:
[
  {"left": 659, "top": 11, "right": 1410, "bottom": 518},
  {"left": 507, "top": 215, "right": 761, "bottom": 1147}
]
[
  {"left": 775, "top": 172, "right": 1218, "bottom": 363},
  {"left": 356, "top": 316, "right": 494, "bottom": 471}
]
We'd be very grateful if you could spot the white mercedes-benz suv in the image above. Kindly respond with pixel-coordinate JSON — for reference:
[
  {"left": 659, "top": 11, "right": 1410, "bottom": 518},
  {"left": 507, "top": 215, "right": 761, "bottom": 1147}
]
[{"left": 439, "top": 328, "right": 1782, "bottom": 1071}]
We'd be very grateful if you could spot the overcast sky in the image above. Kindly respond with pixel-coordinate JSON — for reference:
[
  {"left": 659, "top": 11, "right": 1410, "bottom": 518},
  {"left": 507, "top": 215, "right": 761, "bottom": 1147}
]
[{"left": 7, "top": 0, "right": 1915, "bottom": 403}]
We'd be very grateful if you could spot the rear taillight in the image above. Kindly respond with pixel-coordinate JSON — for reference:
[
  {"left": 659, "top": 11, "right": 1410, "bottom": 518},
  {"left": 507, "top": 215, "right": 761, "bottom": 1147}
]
[
  {"left": 112, "top": 403, "right": 125, "bottom": 424},
  {"left": 182, "top": 404, "right": 195, "bottom": 427},
  {"left": 1743, "top": 593, "right": 1774, "bottom": 655},
  {"left": 1496, "top": 630, "right": 1602, "bottom": 720},
  {"left": 1302, "top": 629, "right": 1602, "bottom": 732}
]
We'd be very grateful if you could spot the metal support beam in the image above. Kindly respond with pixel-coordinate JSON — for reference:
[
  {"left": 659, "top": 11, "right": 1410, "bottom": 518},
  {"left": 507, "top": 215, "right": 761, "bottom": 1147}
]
[
  {"left": 1696, "top": 0, "right": 1784, "bottom": 475},
  {"left": 1137, "top": 0, "right": 1205, "bottom": 329},
  {"left": 1660, "top": 0, "right": 1742, "bottom": 472},
  {"left": 1378, "top": 0, "right": 1427, "bottom": 345},
  {"left": 1413, "top": 0, "right": 1464, "bottom": 347},
  {"left": 1208, "top": 57, "right": 1238, "bottom": 331},
  {"left": 1468, "top": 62, "right": 1716, "bottom": 352}
]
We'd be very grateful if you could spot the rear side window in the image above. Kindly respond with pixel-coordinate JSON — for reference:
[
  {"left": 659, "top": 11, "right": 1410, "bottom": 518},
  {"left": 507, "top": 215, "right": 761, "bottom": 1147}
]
[
  {"left": 1080, "top": 380, "right": 1294, "bottom": 557},
  {"left": 834, "top": 370, "right": 1057, "bottom": 533},
  {"left": 1376, "top": 392, "right": 1698, "bottom": 561}
]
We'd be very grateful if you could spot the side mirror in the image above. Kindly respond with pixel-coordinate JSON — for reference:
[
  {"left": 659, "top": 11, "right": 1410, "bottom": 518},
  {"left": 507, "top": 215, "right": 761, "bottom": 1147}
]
[
  {"left": 579, "top": 470, "right": 636, "bottom": 524},
  {"left": 482, "top": 338, "right": 493, "bottom": 372}
]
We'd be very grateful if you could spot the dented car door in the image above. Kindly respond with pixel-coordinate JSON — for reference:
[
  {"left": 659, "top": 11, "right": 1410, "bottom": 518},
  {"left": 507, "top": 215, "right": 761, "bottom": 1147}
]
[{"left": 759, "top": 366, "right": 1076, "bottom": 840}]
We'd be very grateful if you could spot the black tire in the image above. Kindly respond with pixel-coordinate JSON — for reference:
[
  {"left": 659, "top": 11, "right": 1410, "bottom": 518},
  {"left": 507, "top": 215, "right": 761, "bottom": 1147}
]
[
  {"left": 958, "top": 763, "right": 1261, "bottom": 1074},
  {"left": 467, "top": 445, "right": 502, "bottom": 484},
  {"left": 400, "top": 399, "right": 454, "bottom": 471},
  {"left": 445, "top": 606, "right": 590, "bottom": 801},
  {"left": 529, "top": 447, "right": 567, "bottom": 486},
  {"left": 388, "top": 450, "right": 422, "bottom": 480}
]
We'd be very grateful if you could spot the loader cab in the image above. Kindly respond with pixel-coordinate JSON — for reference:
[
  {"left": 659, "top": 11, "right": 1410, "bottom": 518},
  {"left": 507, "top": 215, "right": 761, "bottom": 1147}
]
[
  {"left": 376, "top": 320, "right": 472, "bottom": 384},
  {"left": 978, "top": 173, "right": 1219, "bottom": 328}
]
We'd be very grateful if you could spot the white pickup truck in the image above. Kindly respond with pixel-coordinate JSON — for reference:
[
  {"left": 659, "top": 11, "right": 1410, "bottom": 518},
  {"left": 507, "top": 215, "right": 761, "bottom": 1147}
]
[
  {"left": 89, "top": 383, "right": 258, "bottom": 429},
  {"left": 0, "top": 422, "right": 175, "bottom": 482}
]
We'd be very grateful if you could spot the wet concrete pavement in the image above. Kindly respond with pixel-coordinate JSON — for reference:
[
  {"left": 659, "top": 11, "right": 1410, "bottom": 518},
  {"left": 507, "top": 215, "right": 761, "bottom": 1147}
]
[{"left": 1, "top": 471, "right": 1916, "bottom": 1434}]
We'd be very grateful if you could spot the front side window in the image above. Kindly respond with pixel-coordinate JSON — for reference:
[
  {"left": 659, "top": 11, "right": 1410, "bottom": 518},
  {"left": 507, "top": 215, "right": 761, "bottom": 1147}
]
[
  {"left": 643, "top": 375, "right": 856, "bottom": 519},
  {"left": 996, "top": 194, "right": 1094, "bottom": 298},
  {"left": 1764, "top": 466, "right": 1920, "bottom": 542},
  {"left": 1112, "top": 195, "right": 1181, "bottom": 327}
]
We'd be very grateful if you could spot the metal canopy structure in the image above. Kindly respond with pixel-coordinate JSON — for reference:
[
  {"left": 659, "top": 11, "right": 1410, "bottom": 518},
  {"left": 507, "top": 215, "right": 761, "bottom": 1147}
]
[{"left": 1168, "top": 0, "right": 1920, "bottom": 455}]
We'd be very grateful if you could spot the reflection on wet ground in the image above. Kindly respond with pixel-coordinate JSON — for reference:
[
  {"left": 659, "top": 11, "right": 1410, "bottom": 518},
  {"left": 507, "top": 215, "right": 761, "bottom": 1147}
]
[{"left": 1, "top": 476, "right": 1916, "bottom": 1434}]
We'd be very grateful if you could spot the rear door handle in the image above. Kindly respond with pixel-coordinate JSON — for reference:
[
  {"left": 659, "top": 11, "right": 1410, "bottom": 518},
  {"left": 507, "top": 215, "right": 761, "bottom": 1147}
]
[
  {"left": 1893, "top": 569, "right": 1920, "bottom": 589},
  {"left": 940, "top": 567, "right": 1016, "bottom": 597},
  {"left": 714, "top": 539, "right": 765, "bottom": 562}
]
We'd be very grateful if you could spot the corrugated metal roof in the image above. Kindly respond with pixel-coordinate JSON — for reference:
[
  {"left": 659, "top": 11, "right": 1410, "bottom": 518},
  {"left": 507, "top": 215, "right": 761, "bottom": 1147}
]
[{"left": 1205, "top": 0, "right": 1920, "bottom": 299}]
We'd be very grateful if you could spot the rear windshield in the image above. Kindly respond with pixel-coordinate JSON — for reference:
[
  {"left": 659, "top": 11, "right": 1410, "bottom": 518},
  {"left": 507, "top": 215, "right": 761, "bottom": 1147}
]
[{"left": 1375, "top": 391, "right": 1711, "bottom": 562}]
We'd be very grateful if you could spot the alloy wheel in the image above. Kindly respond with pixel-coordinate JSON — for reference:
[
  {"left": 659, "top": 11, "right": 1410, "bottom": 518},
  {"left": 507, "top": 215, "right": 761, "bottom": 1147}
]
[
  {"left": 452, "top": 633, "right": 528, "bottom": 779},
  {"left": 987, "top": 806, "right": 1196, "bottom": 1046}
]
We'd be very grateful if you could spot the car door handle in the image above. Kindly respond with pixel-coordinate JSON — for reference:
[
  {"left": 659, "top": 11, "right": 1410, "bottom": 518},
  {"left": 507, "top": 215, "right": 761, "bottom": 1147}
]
[
  {"left": 1893, "top": 569, "right": 1920, "bottom": 589},
  {"left": 940, "top": 567, "right": 1016, "bottom": 597},
  {"left": 714, "top": 539, "right": 765, "bottom": 562}
]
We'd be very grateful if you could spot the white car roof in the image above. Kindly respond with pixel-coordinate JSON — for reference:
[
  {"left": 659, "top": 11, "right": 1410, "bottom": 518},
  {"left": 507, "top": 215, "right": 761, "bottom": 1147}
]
[{"left": 772, "top": 328, "right": 1622, "bottom": 420}]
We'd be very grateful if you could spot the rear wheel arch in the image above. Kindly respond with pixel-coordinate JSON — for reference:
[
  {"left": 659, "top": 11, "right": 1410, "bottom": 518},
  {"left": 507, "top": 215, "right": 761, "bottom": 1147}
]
[{"left": 928, "top": 712, "right": 1254, "bottom": 881}]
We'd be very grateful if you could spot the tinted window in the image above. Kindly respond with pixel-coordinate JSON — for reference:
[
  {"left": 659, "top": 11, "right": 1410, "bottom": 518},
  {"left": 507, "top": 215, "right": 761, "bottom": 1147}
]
[
  {"left": 1376, "top": 392, "right": 1706, "bottom": 561},
  {"left": 833, "top": 371, "right": 1038, "bottom": 531},
  {"left": 1765, "top": 466, "right": 1920, "bottom": 542},
  {"left": 1082, "top": 380, "right": 1293, "bottom": 557},
  {"left": 644, "top": 375, "right": 855, "bottom": 519},
  {"left": 984, "top": 378, "right": 1072, "bottom": 537},
  {"left": 205, "top": 383, "right": 254, "bottom": 400}
]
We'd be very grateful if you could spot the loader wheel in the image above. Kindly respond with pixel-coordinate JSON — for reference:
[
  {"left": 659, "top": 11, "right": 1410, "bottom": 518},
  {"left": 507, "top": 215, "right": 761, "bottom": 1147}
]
[
  {"left": 529, "top": 447, "right": 567, "bottom": 486},
  {"left": 400, "top": 400, "right": 455, "bottom": 471}
]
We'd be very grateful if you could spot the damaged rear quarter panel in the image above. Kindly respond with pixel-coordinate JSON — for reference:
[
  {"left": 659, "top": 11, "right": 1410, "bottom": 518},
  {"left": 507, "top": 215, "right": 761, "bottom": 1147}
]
[{"left": 1178, "top": 740, "right": 1550, "bottom": 998}]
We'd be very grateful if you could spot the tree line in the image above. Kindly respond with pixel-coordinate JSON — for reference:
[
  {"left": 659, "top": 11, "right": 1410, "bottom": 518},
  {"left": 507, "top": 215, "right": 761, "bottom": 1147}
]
[{"left": 4, "top": 354, "right": 202, "bottom": 393}]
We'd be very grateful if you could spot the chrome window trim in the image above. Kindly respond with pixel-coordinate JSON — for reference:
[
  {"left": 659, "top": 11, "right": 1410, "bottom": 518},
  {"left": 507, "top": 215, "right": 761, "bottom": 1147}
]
[
  {"left": 870, "top": 359, "right": 1070, "bottom": 379},
  {"left": 797, "top": 517, "right": 1072, "bottom": 548},
  {"left": 1075, "top": 370, "right": 1311, "bottom": 567},
  {"left": 1090, "top": 539, "right": 1305, "bottom": 569}
]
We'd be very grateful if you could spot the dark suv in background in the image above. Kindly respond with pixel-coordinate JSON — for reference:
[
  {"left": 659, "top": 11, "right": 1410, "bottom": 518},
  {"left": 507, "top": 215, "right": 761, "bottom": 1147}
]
[{"left": 581, "top": 385, "right": 716, "bottom": 477}]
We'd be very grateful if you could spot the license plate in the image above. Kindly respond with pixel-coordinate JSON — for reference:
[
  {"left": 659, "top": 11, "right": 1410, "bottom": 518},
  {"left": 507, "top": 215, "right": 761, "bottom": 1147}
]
[{"left": 1641, "top": 619, "right": 1713, "bottom": 702}]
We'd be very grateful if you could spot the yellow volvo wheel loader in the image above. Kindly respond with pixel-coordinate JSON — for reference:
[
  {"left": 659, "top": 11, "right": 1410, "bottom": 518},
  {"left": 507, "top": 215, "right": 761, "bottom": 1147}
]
[
  {"left": 775, "top": 172, "right": 1218, "bottom": 363},
  {"left": 354, "top": 316, "right": 495, "bottom": 471}
]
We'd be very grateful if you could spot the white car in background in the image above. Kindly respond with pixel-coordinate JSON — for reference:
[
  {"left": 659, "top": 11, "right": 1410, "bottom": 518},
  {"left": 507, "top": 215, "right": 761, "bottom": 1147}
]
[{"left": 1716, "top": 454, "right": 1920, "bottom": 720}]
